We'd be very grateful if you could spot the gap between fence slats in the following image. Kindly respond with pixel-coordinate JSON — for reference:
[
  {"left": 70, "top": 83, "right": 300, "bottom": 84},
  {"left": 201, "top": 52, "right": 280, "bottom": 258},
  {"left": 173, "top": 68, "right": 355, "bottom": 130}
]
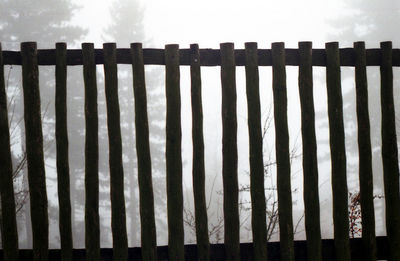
[
  {"left": 131, "top": 43, "right": 158, "bottom": 261},
  {"left": 325, "top": 42, "right": 350, "bottom": 261},
  {"left": 354, "top": 41, "right": 377, "bottom": 261},
  {"left": 55, "top": 42, "right": 73, "bottom": 261},
  {"left": 103, "top": 43, "right": 128, "bottom": 261},
  {"left": 380, "top": 41, "right": 400, "bottom": 261},
  {"left": 298, "top": 41, "right": 322, "bottom": 261},
  {"left": 244, "top": 42, "right": 268, "bottom": 261},
  {"left": 0, "top": 43, "right": 19, "bottom": 261},
  {"left": 190, "top": 43, "right": 210, "bottom": 261},
  {"left": 165, "top": 44, "right": 184, "bottom": 261},
  {"left": 271, "top": 42, "right": 295, "bottom": 261},
  {"left": 220, "top": 42, "right": 240, "bottom": 261},
  {"left": 21, "top": 42, "right": 49, "bottom": 261},
  {"left": 82, "top": 43, "right": 100, "bottom": 261}
]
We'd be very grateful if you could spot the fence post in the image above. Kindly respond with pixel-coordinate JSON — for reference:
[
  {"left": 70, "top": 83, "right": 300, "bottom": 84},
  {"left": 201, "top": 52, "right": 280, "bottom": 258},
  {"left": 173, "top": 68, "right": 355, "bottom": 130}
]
[
  {"left": 298, "top": 41, "right": 322, "bottom": 261},
  {"left": 271, "top": 42, "right": 294, "bottom": 261},
  {"left": 0, "top": 43, "right": 19, "bottom": 261},
  {"left": 220, "top": 42, "right": 240, "bottom": 261},
  {"left": 165, "top": 44, "right": 184, "bottom": 261},
  {"left": 190, "top": 43, "right": 210, "bottom": 261},
  {"left": 380, "top": 41, "right": 400, "bottom": 261},
  {"left": 103, "top": 42, "right": 128, "bottom": 261},
  {"left": 131, "top": 43, "right": 158, "bottom": 261},
  {"left": 325, "top": 42, "right": 350, "bottom": 261},
  {"left": 354, "top": 41, "right": 376, "bottom": 261},
  {"left": 55, "top": 42, "right": 73, "bottom": 261},
  {"left": 21, "top": 42, "right": 49, "bottom": 261},
  {"left": 244, "top": 42, "right": 268, "bottom": 261},
  {"left": 82, "top": 43, "right": 100, "bottom": 261}
]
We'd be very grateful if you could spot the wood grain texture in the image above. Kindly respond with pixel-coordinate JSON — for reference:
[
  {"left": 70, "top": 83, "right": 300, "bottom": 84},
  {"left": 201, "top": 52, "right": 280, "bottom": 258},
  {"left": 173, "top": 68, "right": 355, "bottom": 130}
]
[
  {"left": 55, "top": 42, "right": 73, "bottom": 261},
  {"left": 165, "top": 44, "right": 184, "bottom": 261},
  {"left": 220, "top": 42, "right": 240, "bottom": 261},
  {"left": 0, "top": 43, "right": 19, "bottom": 261},
  {"left": 325, "top": 42, "right": 350, "bottom": 261},
  {"left": 298, "top": 41, "right": 322, "bottom": 261},
  {"left": 354, "top": 41, "right": 376, "bottom": 261},
  {"left": 380, "top": 41, "right": 400, "bottom": 261},
  {"left": 103, "top": 43, "right": 128, "bottom": 261},
  {"left": 21, "top": 42, "right": 49, "bottom": 261},
  {"left": 190, "top": 44, "right": 210, "bottom": 261},
  {"left": 131, "top": 43, "right": 158, "bottom": 261},
  {"left": 244, "top": 42, "right": 268, "bottom": 261},
  {"left": 271, "top": 42, "right": 294, "bottom": 261},
  {"left": 82, "top": 43, "right": 100, "bottom": 261}
]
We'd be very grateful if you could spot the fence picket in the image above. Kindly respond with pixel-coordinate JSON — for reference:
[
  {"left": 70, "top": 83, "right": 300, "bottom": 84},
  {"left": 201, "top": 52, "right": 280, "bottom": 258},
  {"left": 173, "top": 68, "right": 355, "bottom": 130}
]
[
  {"left": 165, "top": 44, "right": 184, "bottom": 261},
  {"left": 354, "top": 41, "right": 377, "bottom": 261},
  {"left": 244, "top": 42, "right": 268, "bottom": 261},
  {"left": 380, "top": 41, "right": 400, "bottom": 261},
  {"left": 190, "top": 43, "right": 210, "bottom": 261},
  {"left": 325, "top": 42, "right": 350, "bottom": 261},
  {"left": 21, "top": 42, "right": 49, "bottom": 261},
  {"left": 298, "top": 41, "right": 322, "bottom": 261},
  {"left": 103, "top": 43, "right": 128, "bottom": 261},
  {"left": 82, "top": 43, "right": 100, "bottom": 261},
  {"left": 271, "top": 42, "right": 294, "bottom": 261},
  {"left": 220, "top": 42, "right": 240, "bottom": 261},
  {"left": 55, "top": 42, "right": 73, "bottom": 261},
  {"left": 0, "top": 43, "right": 19, "bottom": 261},
  {"left": 131, "top": 43, "right": 158, "bottom": 261}
]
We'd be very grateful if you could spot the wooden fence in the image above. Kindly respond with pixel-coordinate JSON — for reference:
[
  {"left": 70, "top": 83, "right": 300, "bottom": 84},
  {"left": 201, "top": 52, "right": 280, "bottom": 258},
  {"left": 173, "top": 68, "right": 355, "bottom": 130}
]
[{"left": 0, "top": 41, "right": 399, "bottom": 261}]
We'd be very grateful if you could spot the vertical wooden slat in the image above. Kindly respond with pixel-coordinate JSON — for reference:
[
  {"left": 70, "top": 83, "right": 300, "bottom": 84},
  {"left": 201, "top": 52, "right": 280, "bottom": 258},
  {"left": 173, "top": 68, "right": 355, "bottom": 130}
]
[
  {"left": 220, "top": 42, "right": 240, "bottom": 261},
  {"left": 298, "top": 41, "right": 322, "bottom": 261},
  {"left": 380, "top": 41, "right": 400, "bottom": 261},
  {"left": 354, "top": 41, "right": 376, "bottom": 261},
  {"left": 21, "top": 42, "right": 49, "bottom": 261},
  {"left": 190, "top": 43, "right": 210, "bottom": 261},
  {"left": 325, "top": 42, "right": 350, "bottom": 261},
  {"left": 55, "top": 42, "right": 73, "bottom": 261},
  {"left": 244, "top": 42, "right": 267, "bottom": 261},
  {"left": 82, "top": 43, "right": 100, "bottom": 261},
  {"left": 131, "top": 43, "right": 158, "bottom": 261},
  {"left": 165, "top": 44, "right": 184, "bottom": 261},
  {"left": 0, "top": 43, "right": 19, "bottom": 261},
  {"left": 103, "top": 43, "right": 128, "bottom": 261},
  {"left": 271, "top": 42, "right": 294, "bottom": 261}
]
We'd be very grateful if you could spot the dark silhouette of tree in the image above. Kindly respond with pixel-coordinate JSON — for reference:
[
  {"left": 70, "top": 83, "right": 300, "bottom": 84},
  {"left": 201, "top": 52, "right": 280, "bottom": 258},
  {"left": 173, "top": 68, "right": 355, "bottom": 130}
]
[
  {"left": 103, "top": 0, "right": 167, "bottom": 246},
  {"left": 0, "top": 0, "right": 86, "bottom": 248}
]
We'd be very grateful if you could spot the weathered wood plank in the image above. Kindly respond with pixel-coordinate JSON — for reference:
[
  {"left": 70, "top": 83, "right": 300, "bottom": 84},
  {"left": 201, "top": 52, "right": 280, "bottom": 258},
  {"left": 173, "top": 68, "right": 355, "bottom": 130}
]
[
  {"left": 380, "top": 41, "right": 400, "bottom": 261},
  {"left": 21, "top": 42, "right": 49, "bottom": 261},
  {"left": 103, "top": 43, "right": 128, "bottom": 261},
  {"left": 354, "top": 41, "right": 377, "bottom": 261},
  {"left": 271, "top": 42, "right": 294, "bottom": 261},
  {"left": 130, "top": 43, "right": 158, "bottom": 261},
  {"left": 165, "top": 44, "right": 184, "bottom": 261},
  {"left": 298, "top": 41, "right": 322, "bottom": 261},
  {"left": 82, "top": 43, "right": 100, "bottom": 261},
  {"left": 325, "top": 42, "right": 350, "bottom": 261},
  {"left": 55, "top": 42, "right": 73, "bottom": 261},
  {"left": 244, "top": 42, "right": 268, "bottom": 261},
  {"left": 0, "top": 43, "right": 19, "bottom": 261},
  {"left": 3, "top": 48, "right": 400, "bottom": 67},
  {"left": 190, "top": 44, "right": 210, "bottom": 261},
  {"left": 220, "top": 42, "right": 240, "bottom": 261}
]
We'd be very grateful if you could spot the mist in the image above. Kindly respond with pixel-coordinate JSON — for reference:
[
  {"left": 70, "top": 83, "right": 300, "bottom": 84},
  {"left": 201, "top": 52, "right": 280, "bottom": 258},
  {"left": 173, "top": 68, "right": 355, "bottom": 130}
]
[{"left": 0, "top": 0, "right": 399, "bottom": 250}]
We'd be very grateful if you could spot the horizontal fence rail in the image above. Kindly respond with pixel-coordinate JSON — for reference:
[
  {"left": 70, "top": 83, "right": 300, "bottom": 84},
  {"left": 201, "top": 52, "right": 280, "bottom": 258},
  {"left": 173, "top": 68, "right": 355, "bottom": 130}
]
[
  {"left": 3, "top": 46, "right": 400, "bottom": 66},
  {"left": 0, "top": 41, "right": 399, "bottom": 261}
]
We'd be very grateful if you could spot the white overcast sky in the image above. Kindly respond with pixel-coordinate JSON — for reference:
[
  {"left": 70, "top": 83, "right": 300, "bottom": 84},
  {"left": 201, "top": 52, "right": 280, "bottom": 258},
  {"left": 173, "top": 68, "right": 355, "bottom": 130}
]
[{"left": 74, "top": 0, "right": 351, "bottom": 48}]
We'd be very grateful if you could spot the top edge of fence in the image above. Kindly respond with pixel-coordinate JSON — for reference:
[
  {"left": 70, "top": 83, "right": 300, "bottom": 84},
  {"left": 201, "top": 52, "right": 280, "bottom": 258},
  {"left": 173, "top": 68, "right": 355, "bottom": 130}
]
[{"left": 1, "top": 42, "right": 400, "bottom": 66}]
